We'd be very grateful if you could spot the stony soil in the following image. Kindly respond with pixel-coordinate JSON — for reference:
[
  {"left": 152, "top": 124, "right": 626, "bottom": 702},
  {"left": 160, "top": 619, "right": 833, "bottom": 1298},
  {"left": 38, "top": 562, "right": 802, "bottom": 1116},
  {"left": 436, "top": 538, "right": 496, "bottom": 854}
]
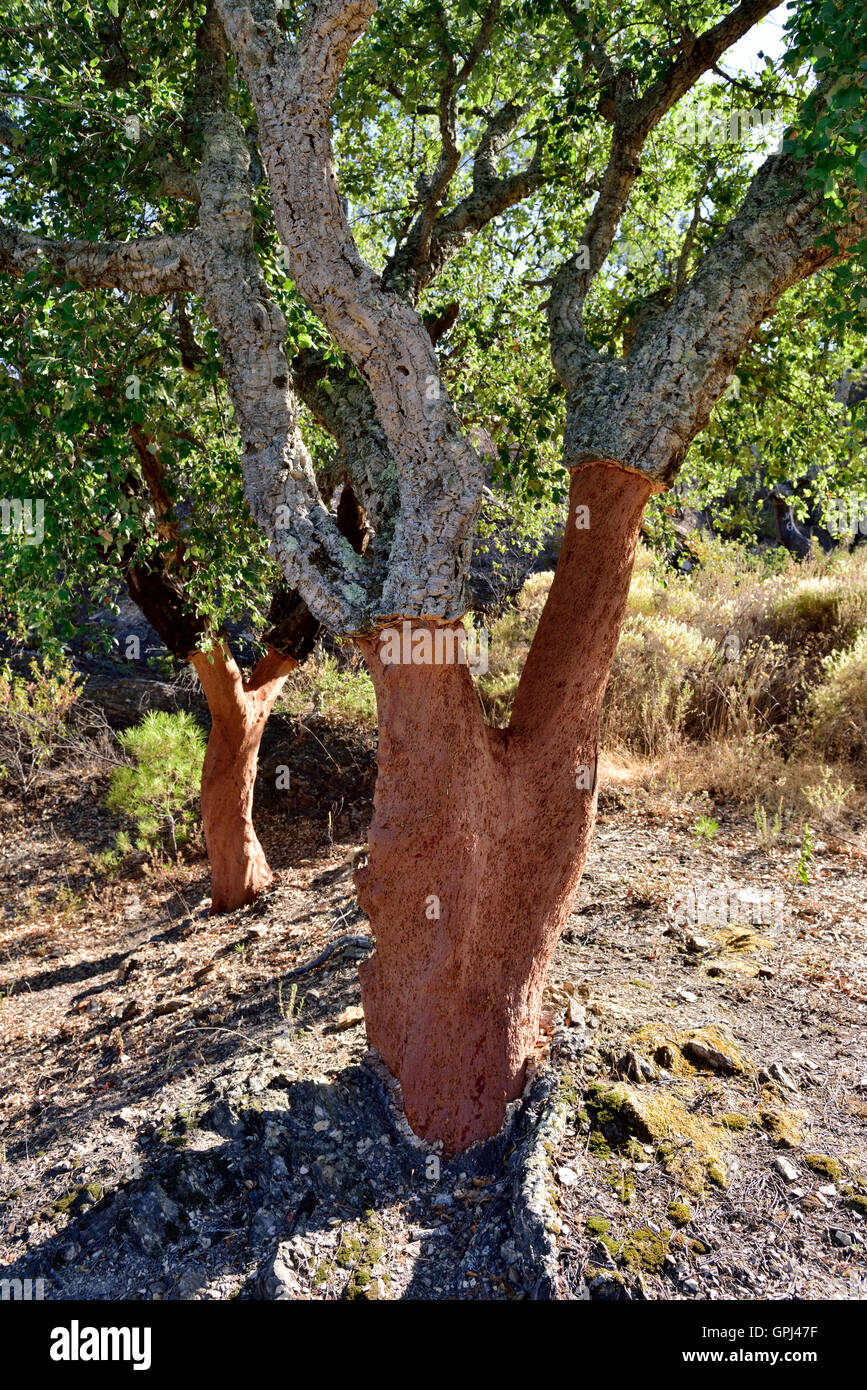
[{"left": 1, "top": 724, "right": 866, "bottom": 1301}]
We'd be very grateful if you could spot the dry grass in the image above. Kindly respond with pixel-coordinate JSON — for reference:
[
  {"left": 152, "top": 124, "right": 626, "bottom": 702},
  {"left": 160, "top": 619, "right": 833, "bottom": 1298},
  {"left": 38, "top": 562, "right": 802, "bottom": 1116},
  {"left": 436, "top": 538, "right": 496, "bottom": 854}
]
[{"left": 478, "top": 540, "right": 867, "bottom": 827}]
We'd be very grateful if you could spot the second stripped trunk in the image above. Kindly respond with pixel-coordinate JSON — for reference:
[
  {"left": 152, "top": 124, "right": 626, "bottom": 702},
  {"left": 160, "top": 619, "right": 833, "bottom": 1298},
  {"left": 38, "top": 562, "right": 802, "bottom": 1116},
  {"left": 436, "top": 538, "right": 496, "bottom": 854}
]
[{"left": 193, "top": 645, "right": 296, "bottom": 913}]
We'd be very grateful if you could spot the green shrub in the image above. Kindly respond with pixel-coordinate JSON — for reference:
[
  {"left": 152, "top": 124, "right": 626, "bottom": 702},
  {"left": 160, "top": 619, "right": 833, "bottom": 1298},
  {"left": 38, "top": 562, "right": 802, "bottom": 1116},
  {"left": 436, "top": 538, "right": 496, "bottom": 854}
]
[
  {"left": 280, "top": 650, "right": 376, "bottom": 726},
  {"left": 691, "top": 815, "right": 719, "bottom": 841},
  {"left": 0, "top": 653, "right": 82, "bottom": 795},
  {"left": 107, "top": 710, "right": 206, "bottom": 857}
]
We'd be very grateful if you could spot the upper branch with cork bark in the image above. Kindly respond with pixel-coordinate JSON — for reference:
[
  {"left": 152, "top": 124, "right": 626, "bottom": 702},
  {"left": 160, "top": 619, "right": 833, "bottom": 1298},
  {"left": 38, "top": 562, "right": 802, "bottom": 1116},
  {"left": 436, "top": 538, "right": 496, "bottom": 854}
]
[
  {"left": 216, "top": 0, "right": 484, "bottom": 624},
  {"left": 383, "top": 96, "right": 564, "bottom": 304},
  {"left": 182, "top": 1, "right": 376, "bottom": 633},
  {"left": 0, "top": 222, "right": 196, "bottom": 295},
  {"left": 381, "top": 0, "right": 502, "bottom": 298},
  {"left": 549, "top": 0, "right": 781, "bottom": 392},
  {"left": 557, "top": 148, "right": 867, "bottom": 489},
  {"left": 0, "top": 1, "right": 377, "bottom": 636}
]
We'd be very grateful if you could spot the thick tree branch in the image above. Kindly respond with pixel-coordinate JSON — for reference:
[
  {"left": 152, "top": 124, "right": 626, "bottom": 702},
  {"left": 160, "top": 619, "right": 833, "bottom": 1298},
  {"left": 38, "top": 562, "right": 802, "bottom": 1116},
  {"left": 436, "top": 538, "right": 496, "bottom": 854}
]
[
  {"left": 0, "top": 222, "right": 195, "bottom": 294},
  {"left": 635, "top": 0, "right": 780, "bottom": 132},
  {"left": 155, "top": 158, "right": 201, "bottom": 203},
  {"left": 408, "top": 0, "right": 502, "bottom": 271},
  {"left": 291, "top": 347, "right": 397, "bottom": 540},
  {"left": 384, "top": 99, "right": 561, "bottom": 301},
  {"left": 187, "top": 1, "right": 375, "bottom": 633},
  {"left": 564, "top": 152, "right": 867, "bottom": 487}
]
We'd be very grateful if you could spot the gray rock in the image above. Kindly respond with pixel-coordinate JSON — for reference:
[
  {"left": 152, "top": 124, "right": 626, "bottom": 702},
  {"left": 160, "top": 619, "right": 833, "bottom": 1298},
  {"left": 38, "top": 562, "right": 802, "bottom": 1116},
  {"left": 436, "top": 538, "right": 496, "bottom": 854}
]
[
  {"left": 612, "top": 1048, "right": 656, "bottom": 1083},
  {"left": 830, "top": 1229, "right": 853, "bottom": 1248},
  {"left": 254, "top": 1241, "right": 305, "bottom": 1300},
  {"left": 123, "top": 1182, "right": 183, "bottom": 1255},
  {"left": 250, "top": 1207, "right": 280, "bottom": 1243},
  {"left": 551, "top": 1027, "right": 587, "bottom": 1059},
  {"left": 177, "top": 1264, "right": 207, "bottom": 1299},
  {"left": 768, "top": 1062, "right": 799, "bottom": 1093},
  {"left": 774, "top": 1156, "right": 799, "bottom": 1183}
]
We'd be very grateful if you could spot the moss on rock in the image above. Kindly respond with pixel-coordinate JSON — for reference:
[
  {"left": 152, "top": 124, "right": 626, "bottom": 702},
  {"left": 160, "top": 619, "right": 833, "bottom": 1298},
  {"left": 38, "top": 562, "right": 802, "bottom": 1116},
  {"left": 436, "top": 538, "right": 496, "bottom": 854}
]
[
  {"left": 630, "top": 1024, "right": 749, "bottom": 1077},
  {"left": 667, "top": 1200, "right": 693, "bottom": 1227},
  {"left": 585, "top": 1080, "right": 729, "bottom": 1196},
  {"left": 804, "top": 1153, "right": 844, "bottom": 1182},
  {"left": 760, "top": 1107, "right": 807, "bottom": 1149},
  {"left": 337, "top": 1217, "right": 386, "bottom": 1300}
]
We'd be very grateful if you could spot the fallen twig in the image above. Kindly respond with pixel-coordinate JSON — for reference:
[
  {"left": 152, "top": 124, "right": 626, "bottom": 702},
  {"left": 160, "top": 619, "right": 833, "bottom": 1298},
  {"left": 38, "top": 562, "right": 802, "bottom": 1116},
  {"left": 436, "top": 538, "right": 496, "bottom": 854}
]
[{"left": 283, "top": 934, "right": 372, "bottom": 980}]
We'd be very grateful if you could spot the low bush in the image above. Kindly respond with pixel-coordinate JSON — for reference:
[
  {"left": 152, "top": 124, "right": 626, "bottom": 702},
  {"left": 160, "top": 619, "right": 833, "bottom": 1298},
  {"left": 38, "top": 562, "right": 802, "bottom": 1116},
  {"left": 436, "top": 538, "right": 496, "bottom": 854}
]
[
  {"left": 279, "top": 649, "right": 376, "bottom": 727},
  {"left": 804, "top": 631, "right": 867, "bottom": 762},
  {"left": 0, "top": 653, "right": 82, "bottom": 796},
  {"left": 475, "top": 539, "right": 867, "bottom": 812},
  {"left": 603, "top": 615, "right": 714, "bottom": 756},
  {"left": 106, "top": 709, "right": 206, "bottom": 858}
]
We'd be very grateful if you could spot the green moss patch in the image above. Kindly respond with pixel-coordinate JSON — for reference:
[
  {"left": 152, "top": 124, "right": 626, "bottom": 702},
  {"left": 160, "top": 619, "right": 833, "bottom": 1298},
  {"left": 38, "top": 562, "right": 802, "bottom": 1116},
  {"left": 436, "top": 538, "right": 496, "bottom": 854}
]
[
  {"left": 804, "top": 1153, "right": 844, "bottom": 1182},
  {"left": 717, "top": 1112, "right": 751, "bottom": 1131},
  {"left": 667, "top": 1200, "right": 693, "bottom": 1227},
  {"left": 608, "top": 1169, "right": 636, "bottom": 1204},
  {"left": 603, "top": 1226, "right": 672, "bottom": 1273},
  {"left": 338, "top": 1218, "right": 386, "bottom": 1301}
]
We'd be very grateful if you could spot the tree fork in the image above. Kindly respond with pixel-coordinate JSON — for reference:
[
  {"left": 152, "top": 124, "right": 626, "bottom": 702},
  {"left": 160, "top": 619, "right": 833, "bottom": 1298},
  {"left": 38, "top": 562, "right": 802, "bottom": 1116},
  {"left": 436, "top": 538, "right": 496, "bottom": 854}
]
[{"left": 354, "top": 462, "right": 652, "bottom": 1152}]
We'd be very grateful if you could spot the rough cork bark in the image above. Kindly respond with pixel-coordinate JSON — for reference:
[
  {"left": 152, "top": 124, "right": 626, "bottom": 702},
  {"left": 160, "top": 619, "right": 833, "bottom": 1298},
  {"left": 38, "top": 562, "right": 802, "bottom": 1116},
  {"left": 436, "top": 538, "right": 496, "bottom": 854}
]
[{"left": 355, "top": 463, "right": 651, "bottom": 1151}]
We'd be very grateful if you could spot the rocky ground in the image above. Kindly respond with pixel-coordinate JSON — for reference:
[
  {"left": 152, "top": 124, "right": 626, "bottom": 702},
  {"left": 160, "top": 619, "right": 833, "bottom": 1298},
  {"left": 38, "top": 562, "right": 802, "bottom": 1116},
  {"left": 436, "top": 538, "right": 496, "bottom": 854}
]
[{"left": 1, "top": 718, "right": 866, "bottom": 1301}]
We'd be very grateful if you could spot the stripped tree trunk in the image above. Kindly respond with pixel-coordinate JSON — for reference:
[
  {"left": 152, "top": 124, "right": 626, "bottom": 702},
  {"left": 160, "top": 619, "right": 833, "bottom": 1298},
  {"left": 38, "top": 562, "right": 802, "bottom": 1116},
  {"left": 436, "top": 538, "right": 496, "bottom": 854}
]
[
  {"left": 191, "top": 644, "right": 298, "bottom": 913},
  {"left": 355, "top": 464, "right": 652, "bottom": 1152}
]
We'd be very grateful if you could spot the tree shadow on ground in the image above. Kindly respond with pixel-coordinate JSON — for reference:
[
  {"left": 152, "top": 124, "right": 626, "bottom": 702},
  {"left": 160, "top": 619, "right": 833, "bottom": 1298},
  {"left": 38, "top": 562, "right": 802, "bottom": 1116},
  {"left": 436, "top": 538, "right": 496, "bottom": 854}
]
[
  {"left": 6, "top": 1059, "right": 526, "bottom": 1302},
  {"left": 3, "top": 901, "right": 372, "bottom": 1167}
]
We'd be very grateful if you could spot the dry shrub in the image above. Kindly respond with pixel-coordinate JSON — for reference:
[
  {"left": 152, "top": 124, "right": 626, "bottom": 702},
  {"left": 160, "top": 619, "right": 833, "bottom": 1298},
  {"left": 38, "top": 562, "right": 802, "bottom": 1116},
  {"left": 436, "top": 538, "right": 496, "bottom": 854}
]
[
  {"left": 803, "top": 630, "right": 867, "bottom": 763},
  {"left": 478, "top": 571, "right": 553, "bottom": 724},
  {"left": 665, "top": 732, "right": 786, "bottom": 806},
  {"left": 477, "top": 539, "right": 867, "bottom": 816},
  {"left": 687, "top": 637, "right": 802, "bottom": 744},
  {"left": 763, "top": 561, "right": 867, "bottom": 648},
  {"left": 0, "top": 654, "right": 83, "bottom": 796},
  {"left": 602, "top": 615, "right": 713, "bottom": 756},
  {"left": 656, "top": 739, "right": 858, "bottom": 827}
]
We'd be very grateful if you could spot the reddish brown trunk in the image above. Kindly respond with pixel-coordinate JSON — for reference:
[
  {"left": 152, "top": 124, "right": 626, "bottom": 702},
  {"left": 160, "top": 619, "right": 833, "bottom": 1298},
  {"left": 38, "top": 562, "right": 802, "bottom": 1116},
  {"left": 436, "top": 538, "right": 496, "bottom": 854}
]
[
  {"left": 355, "top": 463, "right": 652, "bottom": 1152},
  {"left": 191, "top": 644, "right": 296, "bottom": 914}
]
